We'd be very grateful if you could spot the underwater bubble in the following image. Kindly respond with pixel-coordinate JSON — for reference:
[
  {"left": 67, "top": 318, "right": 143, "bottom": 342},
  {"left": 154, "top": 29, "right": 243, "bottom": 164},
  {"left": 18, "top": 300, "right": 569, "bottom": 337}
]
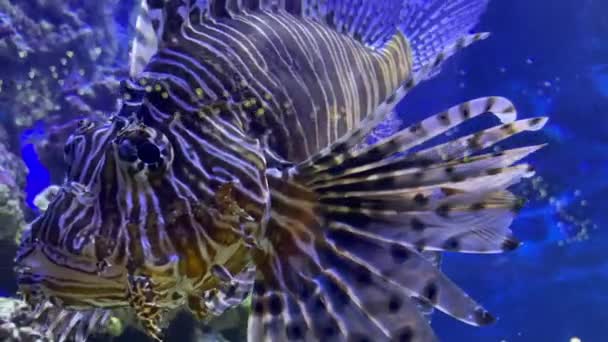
[
  {"left": 515, "top": 175, "right": 596, "bottom": 245},
  {"left": 90, "top": 46, "right": 102, "bottom": 60}
]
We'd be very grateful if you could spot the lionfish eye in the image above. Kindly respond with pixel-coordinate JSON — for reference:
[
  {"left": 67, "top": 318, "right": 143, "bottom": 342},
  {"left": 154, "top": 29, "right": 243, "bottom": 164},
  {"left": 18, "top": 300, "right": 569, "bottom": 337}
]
[
  {"left": 113, "top": 124, "right": 173, "bottom": 177},
  {"left": 137, "top": 142, "right": 161, "bottom": 164},
  {"left": 117, "top": 138, "right": 161, "bottom": 164}
]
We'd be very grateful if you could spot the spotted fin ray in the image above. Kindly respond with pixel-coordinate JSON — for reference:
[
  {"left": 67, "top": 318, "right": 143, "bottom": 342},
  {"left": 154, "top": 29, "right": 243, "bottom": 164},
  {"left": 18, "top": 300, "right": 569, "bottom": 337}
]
[
  {"left": 400, "top": 0, "right": 490, "bottom": 71},
  {"left": 414, "top": 251, "right": 442, "bottom": 320},
  {"left": 249, "top": 93, "right": 547, "bottom": 340},
  {"left": 155, "top": 0, "right": 490, "bottom": 50},
  {"left": 130, "top": 0, "right": 164, "bottom": 76}
]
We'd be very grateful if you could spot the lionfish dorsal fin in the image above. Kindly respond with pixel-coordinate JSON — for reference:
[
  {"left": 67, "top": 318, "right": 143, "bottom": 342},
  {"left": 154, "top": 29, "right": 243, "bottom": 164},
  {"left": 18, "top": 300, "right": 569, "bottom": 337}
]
[
  {"left": 133, "top": 0, "right": 490, "bottom": 53},
  {"left": 130, "top": 0, "right": 163, "bottom": 77},
  {"left": 203, "top": 0, "right": 405, "bottom": 49},
  {"left": 400, "top": 0, "right": 490, "bottom": 71},
  {"left": 130, "top": 0, "right": 191, "bottom": 77}
]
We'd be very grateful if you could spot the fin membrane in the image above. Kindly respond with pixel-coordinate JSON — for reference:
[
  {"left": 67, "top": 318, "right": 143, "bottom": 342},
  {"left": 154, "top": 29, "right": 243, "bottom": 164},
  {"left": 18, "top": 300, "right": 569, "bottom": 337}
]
[
  {"left": 400, "top": 0, "right": 491, "bottom": 71},
  {"left": 184, "top": 0, "right": 403, "bottom": 48},
  {"left": 203, "top": 265, "right": 256, "bottom": 316},
  {"left": 150, "top": 0, "right": 489, "bottom": 52},
  {"left": 130, "top": 0, "right": 165, "bottom": 76},
  {"left": 358, "top": 111, "right": 403, "bottom": 149},
  {"left": 249, "top": 96, "right": 547, "bottom": 340}
]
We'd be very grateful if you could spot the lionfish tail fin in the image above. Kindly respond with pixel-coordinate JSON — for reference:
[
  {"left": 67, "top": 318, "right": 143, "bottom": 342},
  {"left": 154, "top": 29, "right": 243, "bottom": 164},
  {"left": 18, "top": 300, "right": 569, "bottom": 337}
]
[{"left": 249, "top": 96, "right": 547, "bottom": 340}]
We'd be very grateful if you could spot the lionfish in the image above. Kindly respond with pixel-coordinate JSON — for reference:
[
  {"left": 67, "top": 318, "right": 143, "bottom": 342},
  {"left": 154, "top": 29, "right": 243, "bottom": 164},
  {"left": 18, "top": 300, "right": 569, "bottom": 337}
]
[{"left": 14, "top": 0, "right": 548, "bottom": 341}]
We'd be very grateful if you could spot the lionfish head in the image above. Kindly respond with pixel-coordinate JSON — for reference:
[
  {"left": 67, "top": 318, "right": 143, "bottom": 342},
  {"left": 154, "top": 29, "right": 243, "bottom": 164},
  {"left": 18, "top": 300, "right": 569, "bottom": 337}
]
[{"left": 14, "top": 114, "right": 177, "bottom": 310}]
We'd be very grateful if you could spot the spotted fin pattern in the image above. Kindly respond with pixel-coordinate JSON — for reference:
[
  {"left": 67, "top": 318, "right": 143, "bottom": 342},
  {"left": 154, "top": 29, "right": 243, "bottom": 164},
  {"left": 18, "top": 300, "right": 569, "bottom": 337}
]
[
  {"left": 400, "top": 0, "right": 491, "bottom": 71},
  {"left": 414, "top": 251, "right": 443, "bottom": 320},
  {"left": 248, "top": 94, "right": 547, "bottom": 341},
  {"left": 130, "top": 0, "right": 164, "bottom": 76}
]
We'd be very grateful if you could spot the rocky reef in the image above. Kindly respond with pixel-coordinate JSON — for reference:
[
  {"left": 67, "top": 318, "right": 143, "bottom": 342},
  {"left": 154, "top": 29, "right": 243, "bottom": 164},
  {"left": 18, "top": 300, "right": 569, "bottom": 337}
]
[
  {"left": 0, "top": 297, "right": 47, "bottom": 342},
  {"left": 0, "top": 0, "right": 131, "bottom": 183},
  {"left": 0, "top": 142, "right": 27, "bottom": 243}
]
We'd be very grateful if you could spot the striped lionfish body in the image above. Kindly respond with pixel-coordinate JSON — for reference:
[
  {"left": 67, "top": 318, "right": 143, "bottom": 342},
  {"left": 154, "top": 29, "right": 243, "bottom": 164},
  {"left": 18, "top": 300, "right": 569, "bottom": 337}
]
[{"left": 15, "top": 0, "right": 548, "bottom": 341}]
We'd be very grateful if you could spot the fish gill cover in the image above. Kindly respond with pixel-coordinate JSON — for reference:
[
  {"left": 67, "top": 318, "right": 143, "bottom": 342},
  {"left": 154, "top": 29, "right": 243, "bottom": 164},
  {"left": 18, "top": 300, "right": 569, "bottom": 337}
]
[{"left": 0, "top": 0, "right": 604, "bottom": 342}]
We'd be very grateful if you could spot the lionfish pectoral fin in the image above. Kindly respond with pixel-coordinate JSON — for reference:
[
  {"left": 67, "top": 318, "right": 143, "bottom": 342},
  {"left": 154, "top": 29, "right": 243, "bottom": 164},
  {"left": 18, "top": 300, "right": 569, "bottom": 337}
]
[
  {"left": 202, "top": 265, "right": 256, "bottom": 317},
  {"left": 127, "top": 274, "right": 164, "bottom": 341},
  {"left": 249, "top": 95, "right": 547, "bottom": 340},
  {"left": 249, "top": 247, "right": 445, "bottom": 341}
]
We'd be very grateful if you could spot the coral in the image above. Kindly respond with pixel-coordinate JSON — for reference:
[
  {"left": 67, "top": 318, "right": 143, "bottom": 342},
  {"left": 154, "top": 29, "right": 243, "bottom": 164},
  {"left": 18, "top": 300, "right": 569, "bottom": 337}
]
[
  {"left": 0, "top": 0, "right": 133, "bottom": 182},
  {"left": 31, "top": 75, "right": 122, "bottom": 184},
  {"left": 0, "top": 184, "right": 26, "bottom": 243},
  {"left": 32, "top": 185, "right": 59, "bottom": 212},
  {"left": 0, "top": 142, "right": 27, "bottom": 191},
  {"left": 0, "top": 297, "right": 47, "bottom": 342},
  {"left": 0, "top": 142, "right": 27, "bottom": 243}
]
